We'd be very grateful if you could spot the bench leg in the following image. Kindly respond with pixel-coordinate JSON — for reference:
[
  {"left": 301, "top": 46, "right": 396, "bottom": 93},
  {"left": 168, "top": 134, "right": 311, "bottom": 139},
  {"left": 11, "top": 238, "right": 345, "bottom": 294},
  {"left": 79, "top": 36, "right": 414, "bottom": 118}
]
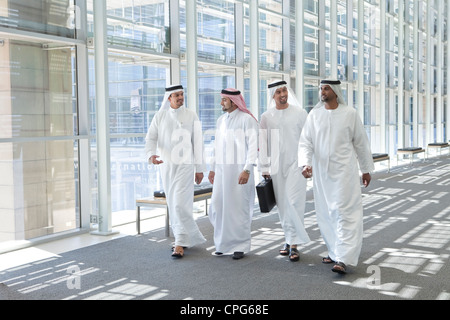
[{"left": 136, "top": 206, "right": 141, "bottom": 234}]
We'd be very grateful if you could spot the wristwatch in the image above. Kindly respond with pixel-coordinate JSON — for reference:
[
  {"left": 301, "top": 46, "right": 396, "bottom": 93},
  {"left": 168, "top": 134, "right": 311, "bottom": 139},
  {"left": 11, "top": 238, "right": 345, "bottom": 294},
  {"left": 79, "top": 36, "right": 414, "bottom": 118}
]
[{"left": 244, "top": 169, "right": 251, "bottom": 174}]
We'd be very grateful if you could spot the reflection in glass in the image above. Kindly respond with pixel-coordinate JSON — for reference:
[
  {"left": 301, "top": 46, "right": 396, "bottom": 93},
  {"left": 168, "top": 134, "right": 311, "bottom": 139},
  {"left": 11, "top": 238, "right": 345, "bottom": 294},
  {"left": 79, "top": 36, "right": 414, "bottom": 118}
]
[
  {"left": 0, "top": 140, "right": 79, "bottom": 241},
  {"left": 88, "top": 53, "right": 170, "bottom": 223},
  {"left": 258, "top": 11, "right": 283, "bottom": 70},
  {"left": 259, "top": 0, "right": 283, "bottom": 13},
  {"left": 1, "top": 40, "right": 76, "bottom": 139},
  {"left": 198, "top": 64, "right": 236, "bottom": 131},
  {"left": 89, "top": 52, "right": 169, "bottom": 137},
  {"left": 0, "top": 38, "right": 79, "bottom": 243},
  {"left": 197, "top": 1, "right": 235, "bottom": 64},
  {"left": 0, "top": 0, "right": 77, "bottom": 38},
  {"left": 87, "top": 0, "right": 171, "bottom": 53}
]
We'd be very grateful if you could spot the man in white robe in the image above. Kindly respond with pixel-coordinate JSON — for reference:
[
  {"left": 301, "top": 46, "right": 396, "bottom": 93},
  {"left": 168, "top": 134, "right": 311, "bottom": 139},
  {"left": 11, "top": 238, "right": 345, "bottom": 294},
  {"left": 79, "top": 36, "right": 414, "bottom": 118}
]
[
  {"left": 145, "top": 84, "right": 206, "bottom": 258},
  {"left": 259, "top": 80, "right": 310, "bottom": 262},
  {"left": 298, "top": 80, "right": 374, "bottom": 274},
  {"left": 208, "top": 89, "right": 258, "bottom": 260}
]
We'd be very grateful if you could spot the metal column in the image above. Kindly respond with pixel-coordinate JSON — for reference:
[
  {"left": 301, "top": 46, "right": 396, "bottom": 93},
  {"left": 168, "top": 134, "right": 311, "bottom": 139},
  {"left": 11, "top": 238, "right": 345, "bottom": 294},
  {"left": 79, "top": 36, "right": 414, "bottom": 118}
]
[
  {"left": 249, "top": 0, "right": 259, "bottom": 118},
  {"left": 185, "top": 0, "right": 198, "bottom": 112},
  {"left": 91, "top": 0, "right": 115, "bottom": 235}
]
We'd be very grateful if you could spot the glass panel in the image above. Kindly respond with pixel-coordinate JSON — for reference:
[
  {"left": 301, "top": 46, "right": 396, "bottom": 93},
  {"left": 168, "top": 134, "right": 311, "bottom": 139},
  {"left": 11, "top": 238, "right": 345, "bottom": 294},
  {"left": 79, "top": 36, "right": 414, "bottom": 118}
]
[
  {"left": 290, "top": 22, "right": 295, "bottom": 71},
  {"left": 258, "top": 72, "right": 282, "bottom": 117},
  {"left": 179, "top": 1, "right": 186, "bottom": 53},
  {"left": 337, "top": 1, "right": 347, "bottom": 36},
  {"left": 304, "top": 0, "right": 319, "bottom": 77},
  {"left": 0, "top": 0, "right": 76, "bottom": 38},
  {"left": 364, "top": 2, "right": 378, "bottom": 46},
  {"left": 0, "top": 140, "right": 79, "bottom": 243},
  {"left": 197, "top": 63, "right": 236, "bottom": 166},
  {"left": 304, "top": 0, "right": 319, "bottom": 25},
  {"left": 304, "top": 79, "right": 319, "bottom": 113},
  {"left": 244, "top": 17, "right": 250, "bottom": 62},
  {"left": 324, "top": 30, "right": 331, "bottom": 77},
  {"left": 197, "top": 0, "right": 236, "bottom": 64},
  {"left": 364, "top": 44, "right": 373, "bottom": 85},
  {"left": 113, "top": 56, "right": 168, "bottom": 136},
  {"left": 110, "top": 141, "right": 158, "bottom": 226},
  {"left": 0, "top": 40, "right": 77, "bottom": 139},
  {"left": 88, "top": 53, "right": 170, "bottom": 225},
  {"left": 0, "top": 37, "right": 79, "bottom": 246},
  {"left": 259, "top": 11, "right": 283, "bottom": 70},
  {"left": 198, "top": 63, "right": 236, "bottom": 132},
  {"left": 289, "top": 0, "right": 295, "bottom": 20},
  {"left": 87, "top": 0, "right": 171, "bottom": 53},
  {"left": 259, "top": 0, "right": 283, "bottom": 13},
  {"left": 88, "top": 51, "right": 170, "bottom": 137},
  {"left": 337, "top": 35, "right": 348, "bottom": 81}
]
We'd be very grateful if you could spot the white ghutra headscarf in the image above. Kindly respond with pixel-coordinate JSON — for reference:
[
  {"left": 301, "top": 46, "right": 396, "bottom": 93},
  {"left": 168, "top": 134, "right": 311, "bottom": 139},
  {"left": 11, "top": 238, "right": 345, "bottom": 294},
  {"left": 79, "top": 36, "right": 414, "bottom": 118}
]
[
  {"left": 314, "top": 79, "right": 346, "bottom": 109},
  {"left": 159, "top": 84, "right": 184, "bottom": 111},
  {"left": 267, "top": 80, "right": 303, "bottom": 110}
]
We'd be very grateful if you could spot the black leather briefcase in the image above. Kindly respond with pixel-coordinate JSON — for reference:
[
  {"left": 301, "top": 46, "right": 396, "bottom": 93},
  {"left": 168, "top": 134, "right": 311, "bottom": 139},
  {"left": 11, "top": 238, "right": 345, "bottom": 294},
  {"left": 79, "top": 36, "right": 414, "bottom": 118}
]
[
  {"left": 256, "top": 178, "right": 276, "bottom": 213},
  {"left": 153, "top": 190, "right": 166, "bottom": 198}
]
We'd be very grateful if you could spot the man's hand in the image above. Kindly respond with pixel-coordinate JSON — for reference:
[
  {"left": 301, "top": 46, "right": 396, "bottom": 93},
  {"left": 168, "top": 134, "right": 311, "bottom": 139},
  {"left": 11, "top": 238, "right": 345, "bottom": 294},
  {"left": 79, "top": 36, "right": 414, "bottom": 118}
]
[
  {"left": 195, "top": 172, "right": 204, "bottom": 185},
  {"left": 362, "top": 173, "right": 371, "bottom": 188},
  {"left": 208, "top": 171, "right": 215, "bottom": 184},
  {"left": 238, "top": 170, "right": 250, "bottom": 185},
  {"left": 302, "top": 165, "right": 312, "bottom": 179},
  {"left": 149, "top": 155, "right": 163, "bottom": 165},
  {"left": 262, "top": 173, "right": 271, "bottom": 180}
]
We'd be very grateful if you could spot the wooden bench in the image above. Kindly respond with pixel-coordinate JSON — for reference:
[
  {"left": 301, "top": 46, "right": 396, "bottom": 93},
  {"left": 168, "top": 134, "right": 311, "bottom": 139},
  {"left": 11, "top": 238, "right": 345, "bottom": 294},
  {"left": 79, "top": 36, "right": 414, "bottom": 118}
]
[
  {"left": 136, "top": 190, "right": 212, "bottom": 236},
  {"left": 427, "top": 142, "right": 450, "bottom": 157},
  {"left": 372, "top": 153, "right": 390, "bottom": 172},
  {"left": 397, "top": 147, "right": 426, "bottom": 166}
]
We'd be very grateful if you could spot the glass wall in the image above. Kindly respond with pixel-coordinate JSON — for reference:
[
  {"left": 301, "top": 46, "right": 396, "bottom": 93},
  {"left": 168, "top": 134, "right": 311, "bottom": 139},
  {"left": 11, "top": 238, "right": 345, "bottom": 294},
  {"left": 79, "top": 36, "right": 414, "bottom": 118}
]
[
  {"left": 196, "top": 1, "right": 236, "bottom": 64},
  {"left": 0, "top": 0, "right": 77, "bottom": 37},
  {"left": 258, "top": 10, "right": 283, "bottom": 71},
  {"left": 0, "top": 35, "right": 79, "bottom": 245},
  {"left": 1, "top": 0, "right": 449, "bottom": 250},
  {"left": 90, "top": 53, "right": 170, "bottom": 220},
  {"left": 103, "top": 0, "right": 171, "bottom": 53}
]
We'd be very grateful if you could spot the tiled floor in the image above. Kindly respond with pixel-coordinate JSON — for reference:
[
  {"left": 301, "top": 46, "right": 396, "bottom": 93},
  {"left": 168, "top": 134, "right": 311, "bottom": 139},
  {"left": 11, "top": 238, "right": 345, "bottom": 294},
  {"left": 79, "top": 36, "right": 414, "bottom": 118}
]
[
  {"left": 0, "top": 156, "right": 410, "bottom": 274},
  {"left": 0, "top": 203, "right": 198, "bottom": 272}
]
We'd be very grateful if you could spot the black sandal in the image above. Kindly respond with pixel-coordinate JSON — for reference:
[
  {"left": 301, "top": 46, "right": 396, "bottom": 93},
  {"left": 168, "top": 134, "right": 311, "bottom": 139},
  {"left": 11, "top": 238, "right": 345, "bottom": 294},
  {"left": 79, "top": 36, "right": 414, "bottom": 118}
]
[
  {"left": 279, "top": 244, "right": 290, "bottom": 256},
  {"left": 289, "top": 247, "right": 300, "bottom": 262},
  {"left": 331, "top": 262, "right": 347, "bottom": 274},
  {"left": 232, "top": 251, "right": 244, "bottom": 260},
  {"left": 322, "top": 256, "right": 335, "bottom": 264},
  {"left": 171, "top": 246, "right": 184, "bottom": 259}
]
